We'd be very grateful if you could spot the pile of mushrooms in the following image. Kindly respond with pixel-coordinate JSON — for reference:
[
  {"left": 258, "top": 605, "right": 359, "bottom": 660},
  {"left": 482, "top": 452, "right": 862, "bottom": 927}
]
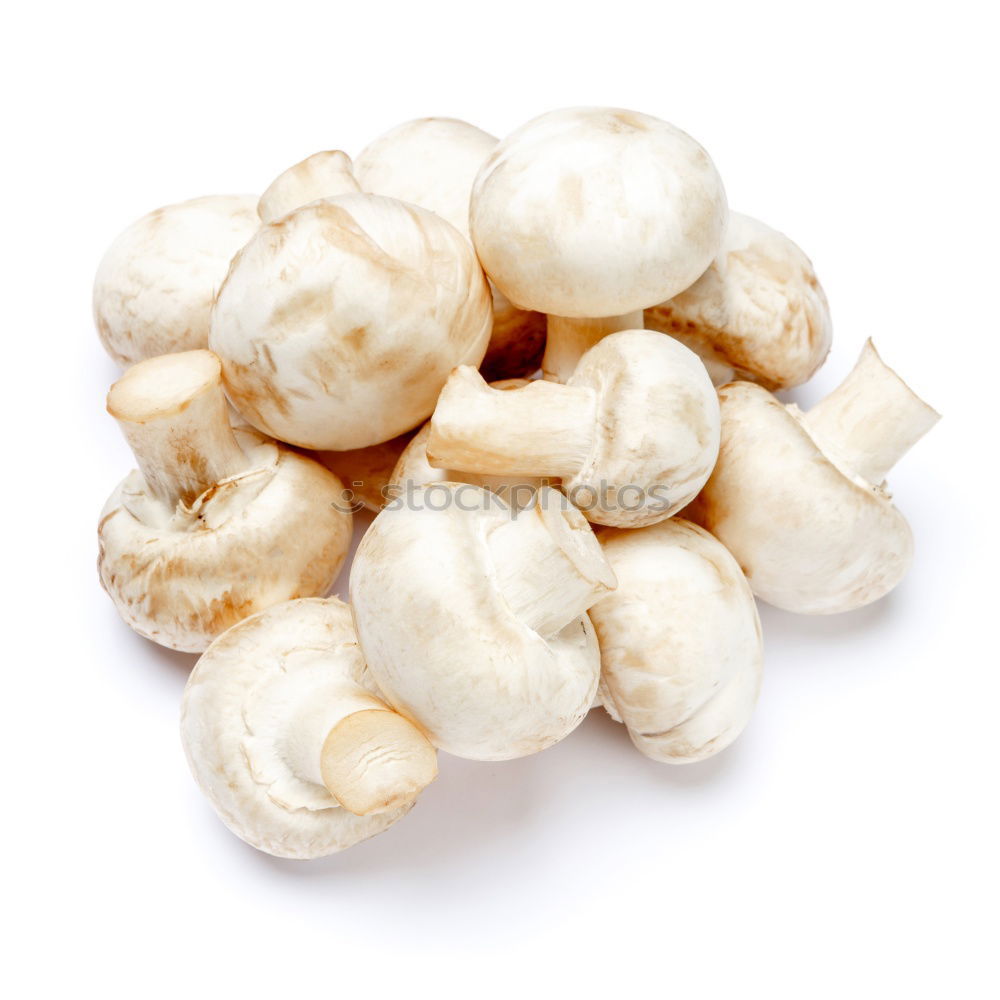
[{"left": 94, "top": 106, "right": 939, "bottom": 859}]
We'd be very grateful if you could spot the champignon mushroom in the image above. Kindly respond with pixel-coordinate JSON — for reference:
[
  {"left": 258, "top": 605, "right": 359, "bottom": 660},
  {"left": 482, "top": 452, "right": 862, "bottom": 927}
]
[
  {"left": 181, "top": 597, "right": 437, "bottom": 859},
  {"left": 99, "top": 350, "right": 352, "bottom": 651},
  {"left": 257, "top": 150, "right": 361, "bottom": 224},
  {"left": 314, "top": 432, "right": 416, "bottom": 512},
  {"left": 470, "top": 106, "right": 728, "bottom": 382},
  {"left": 645, "top": 212, "right": 832, "bottom": 389},
  {"left": 210, "top": 193, "right": 493, "bottom": 450},
  {"left": 686, "top": 340, "right": 940, "bottom": 613},
  {"left": 426, "top": 330, "right": 720, "bottom": 528},
  {"left": 589, "top": 519, "right": 763, "bottom": 763},
  {"left": 354, "top": 117, "right": 546, "bottom": 380},
  {"left": 350, "top": 485, "right": 615, "bottom": 760},
  {"left": 93, "top": 195, "right": 259, "bottom": 366}
]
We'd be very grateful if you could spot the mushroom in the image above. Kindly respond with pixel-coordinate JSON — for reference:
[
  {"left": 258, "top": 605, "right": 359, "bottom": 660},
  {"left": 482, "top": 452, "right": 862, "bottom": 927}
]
[
  {"left": 350, "top": 485, "right": 615, "bottom": 760},
  {"left": 99, "top": 350, "right": 352, "bottom": 651},
  {"left": 469, "top": 106, "right": 728, "bottom": 382},
  {"left": 645, "top": 212, "right": 833, "bottom": 389},
  {"left": 314, "top": 432, "right": 416, "bottom": 512},
  {"left": 589, "top": 519, "right": 763, "bottom": 763},
  {"left": 257, "top": 150, "right": 361, "bottom": 224},
  {"left": 354, "top": 117, "right": 546, "bottom": 380},
  {"left": 210, "top": 192, "right": 493, "bottom": 450},
  {"left": 686, "top": 340, "right": 940, "bottom": 613},
  {"left": 181, "top": 597, "right": 437, "bottom": 859},
  {"left": 93, "top": 195, "right": 259, "bottom": 366},
  {"left": 389, "top": 379, "right": 551, "bottom": 512},
  {"left": 426, "top": 330, "right": 720, "bottom": 528}
]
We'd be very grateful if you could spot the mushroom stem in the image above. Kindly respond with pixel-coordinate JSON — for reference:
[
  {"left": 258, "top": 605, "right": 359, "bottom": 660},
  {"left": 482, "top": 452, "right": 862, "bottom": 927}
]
[
  {"left": 801, "top": 339, "right": 940, "bottom": 485},
  {"left": 488, "top": 487, "right": 617, "bottom": 636},
  {"left": 427, "top": 366, "right": 596, "bottom": 477},
  {"left": 320, "top": 709, "right": 438, "bottom": 817},
  {"left": 107, "top": 350, "right": 248, "bottom": 509},
  {"left": 542, "top": 311, "right": 643, "bottom": 382}
]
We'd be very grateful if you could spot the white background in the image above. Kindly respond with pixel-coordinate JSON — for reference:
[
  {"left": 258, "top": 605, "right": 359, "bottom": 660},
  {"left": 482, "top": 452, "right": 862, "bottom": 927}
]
[{"left": 3, "top": 2, "right": 997, "bottom": 997}]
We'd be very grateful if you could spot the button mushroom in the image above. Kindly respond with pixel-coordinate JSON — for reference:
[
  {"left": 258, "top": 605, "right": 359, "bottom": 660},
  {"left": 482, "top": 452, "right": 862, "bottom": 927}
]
[
  {"left": 350, "top": 485, "right": 616, "bottom": 760},
  {"left": 181, "top": 597, "right": 437, "bottom": 859},
  {"left": 426, "top": 330, "right": 720, "bottom": 528},
  {"left": 645, "top": 212, "right": 833, "bottom": 389},
  {"left": 210, "top": 192, "right": 493, "bottom": 450},
  {"left": 686, "top": 340, "right": 940, "bottom": 613},
  {"left": 589, "top": 519, "right": 763, "bottom": 763},
  {"left": 354, "top": 116, "right": 546, "bottom": 380},
  {"left": 314, "top": 432, "right": 416, "bottom": 512},
  {"left": 93, "top": 195, "right": 259, "bottom": 366},
  {"left": 98, "top": 350, "right": 352, "bottom": 651},
  {"left": 257, "top": 149, "right": 361, "bottom": 224},
  {"left": 470, "top": 106, "right": 728, "bottom": 382}
]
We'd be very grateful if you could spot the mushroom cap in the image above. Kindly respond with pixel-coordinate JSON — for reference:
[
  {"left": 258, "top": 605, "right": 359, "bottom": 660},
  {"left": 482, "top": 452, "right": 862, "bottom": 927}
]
[
  {"left": 313, "top": 432, "right": 415, "bottom": 513},
  {"left": 181, "top": 598, "right": 411, "bottom": 859},
  {"left": 98, "top": 429, "right": 352, "bottom": 651},
  {"left": 349, "top": 485, "right": 603, "bottom": 760},
  {"left": 354, "top": 117, "right": 545, "bottom": 380},
  {"left": 645, "top": 212, "right": 832, "bottom": 390},
  {"left": 590, "top": 519, "right": 762, "bottom": 763},
  {"left": 257, "top": 150, "right": 360, "bottom": 224},
  {"left": 470, "top": 107, "right": 728, "bottom": 317},
  {"left": 566, "top": 330, "right": 720, "bottom": 527},
  {"left": 210, "top": 193, "right": 493, "bottom": 450},
  {"left": 94, "top": 195, "right": 259, "bottom": 366},
  {"left": 685, "top": 382, "right": 914, "bottom": 613}
]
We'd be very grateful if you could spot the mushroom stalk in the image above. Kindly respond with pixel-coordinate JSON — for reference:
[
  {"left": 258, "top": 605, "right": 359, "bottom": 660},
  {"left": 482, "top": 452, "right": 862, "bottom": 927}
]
[
  {"left": 282, "top": 662, "right": 437, "bottom": 816},
  {"left": 543, "top": 311, "right": 643, "bottom": 382},
  {"left": 487, "top": 488, "right": 616, "bottom": 636},
  {"left": 427, "top": 367, "right": 596, "bottom": 478},
  {"left": 107, "top": 350, "right": 247, "bottom": 509},
  {"left": 801, "top": 339, "right": 940, "bottom": 485}
]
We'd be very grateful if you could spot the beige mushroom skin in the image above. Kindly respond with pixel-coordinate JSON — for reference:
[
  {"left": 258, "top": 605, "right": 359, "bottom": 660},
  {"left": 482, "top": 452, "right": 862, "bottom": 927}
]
[
  {"left": 427, "top": 331, "right": 720, "bottom": 528},
  {"left": 210, "top": 193, "right": 493, "bottom": 450},
  {"left": 354, "top": 117, "right": 545, "bottom": 380},
  {"left": 313, "top": 432, "right": 416, "bottom": 512},
  {"left": 350, "top": 485, "right": 615, "bottom": 760},
  {"left": 590, "top": 519, "right": 763, "bottom": 763},
  {"left": 257, "top": 150, "right": 361, "bottom": 224},
  {"left": 98, "top": 351, "right": 352, "bottom": 652},
  {"left": 645, "top": 212, "right": 832, "bottom": 390},
  {"left": 181, "top": 597, "right": 437, "bottom": 859},
  {"left": 470, "top": 106, "right": 728, "bottom": 383},
  {"left": 93, "top": 195, "right": 259, "bottom": 366},
  {"left": 686, "top": 340, "right": 940, "bottom": 613}
]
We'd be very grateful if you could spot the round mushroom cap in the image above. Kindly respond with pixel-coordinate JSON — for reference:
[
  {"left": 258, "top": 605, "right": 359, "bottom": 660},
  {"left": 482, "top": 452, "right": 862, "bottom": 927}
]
[
  {"left": 181, "top": 598, "right": 411, "bottom": 859},
  {"left": 590, "top": 519, "right": 762, "bottom": 763},
  {"left": 645, "top": 213, "right": 832, "bottom": 390},
  {"left": 685, "top": 382, "right": 914, "bottom": 613},
  {"left": 566, "top": 330, "right": 721, "bottom": 527},
  {"left": 93, "top": 195, "right": 259, "bottom": 366},
  {"left": 210, "top": 193, "right": 493, "bottom": 450},
  {"left": 350, "top": 485, "right": 604, "bottom": 760},
  {"left": 257, "top": 150, "right": 360, "bottom": 224},
  {"left": 98, "top": 428, "right": 352, "bottom": 651},
  {"left": 470, "top": 107, "right": 728, "bottom": 317},
  {"left": 354, "top": 117, "right": 545, "bottom": 380}
]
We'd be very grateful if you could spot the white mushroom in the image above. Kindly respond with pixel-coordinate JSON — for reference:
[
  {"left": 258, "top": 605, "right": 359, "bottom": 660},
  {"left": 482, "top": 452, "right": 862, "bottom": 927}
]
[
  {"left": 210, "top": 193, "right": 493, "bottom": 450},
  {"left": 427, "top": 330, "right": 720, "bottom": 528},
  {"left": 181, "top": 597, "right": 437, "bottom": 859},
  {"left": 257, "top": 150, "right": 361, "bottom": 224},
  {"left": 589, "top": 519, "right": 763, "bottom": 763},
  {"left": 314, "top": 432, "right": 416, "bottom": 512},
  {"left": 99, "top": 350, "right": 352, "bottom": 651},
  {"left": 470, "top": 107, "right": 728, "bottom": 382},
  {"left": 645, "top": 212, "right": 832, "bottom": 389},
  {"left": 350, "top": 485, "right": 615, "bottom": 760},
  {"left": 686, "top": 340, "right": 940, "bottom": 613},
  {"left": 354, "top": 117, "right": 546, "bottom": 380},
  {"left": 93, "top": 195, "right": 259, "bottom": 366}
]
